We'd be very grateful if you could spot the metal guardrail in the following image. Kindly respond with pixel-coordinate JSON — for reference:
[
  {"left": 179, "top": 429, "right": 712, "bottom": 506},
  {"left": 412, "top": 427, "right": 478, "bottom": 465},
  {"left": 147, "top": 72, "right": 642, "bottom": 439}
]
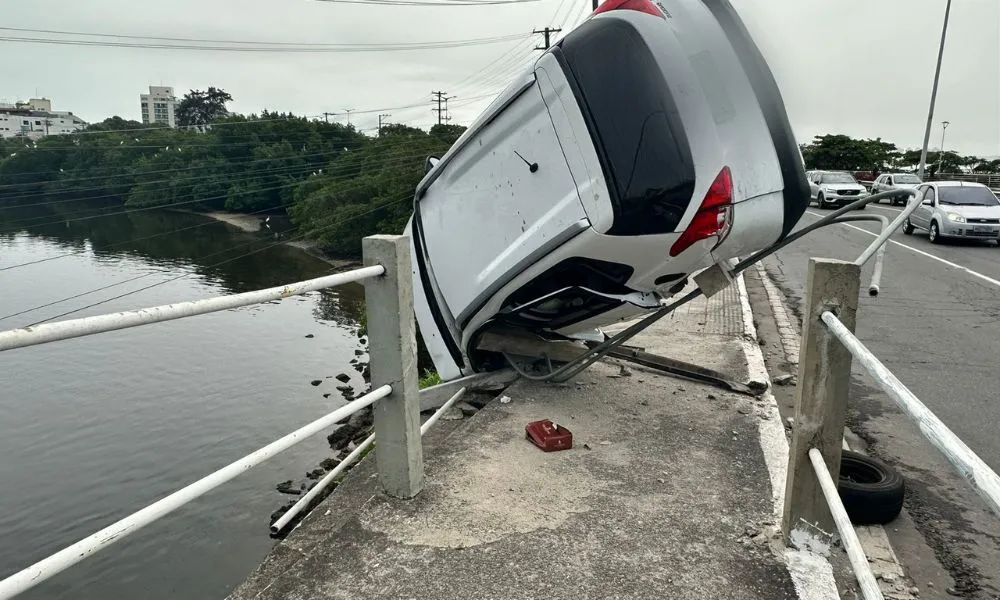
[
  {"left": 0, "top": 386, "right": 390, "bottom": 600},
  {"left": 822, "top": 312, "right": 1000, "bottom": 517},
  {"left": 808, "top": 448, "right": 884, "bottom": 600},
  {"left": 0, "top": 235, "right": 434, "bottom": 600},
  {"left": 0, "top": 265, "right": 385, "bottom": 351},
  {"left": 781, "top": 194, "right": 1000, "bottom": 599}
]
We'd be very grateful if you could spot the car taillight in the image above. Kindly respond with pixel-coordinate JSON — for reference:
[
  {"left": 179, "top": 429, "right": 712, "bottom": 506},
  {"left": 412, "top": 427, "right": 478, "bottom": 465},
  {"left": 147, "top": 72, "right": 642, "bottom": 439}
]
[
  {"left": 669, "top": 167, "right": 734, "bottom": 257},
  {"left": 593, "top": 0, "right": 665, "bottom": 19}
]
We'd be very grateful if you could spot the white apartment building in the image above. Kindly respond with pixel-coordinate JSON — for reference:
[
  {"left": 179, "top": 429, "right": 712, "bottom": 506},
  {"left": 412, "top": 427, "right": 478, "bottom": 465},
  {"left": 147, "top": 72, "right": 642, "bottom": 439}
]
[
  {"left": 139, "top": 86, "right": 177, "bottom": 127},
  {"left": 0, "top": 98, "right": 88, "bottom": 140}
]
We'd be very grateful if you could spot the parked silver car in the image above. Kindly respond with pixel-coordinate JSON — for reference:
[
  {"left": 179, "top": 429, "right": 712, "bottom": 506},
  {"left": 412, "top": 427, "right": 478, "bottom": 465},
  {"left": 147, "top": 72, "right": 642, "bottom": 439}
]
[
  {"left": 807, "top": 170, "right": 868, "bottom": 209},
  {"left": 871, "top": 173, "right": 922, "bottom": 206},
  {"left": 902, "top": 181, "right": 1000, "bottom": 244}
]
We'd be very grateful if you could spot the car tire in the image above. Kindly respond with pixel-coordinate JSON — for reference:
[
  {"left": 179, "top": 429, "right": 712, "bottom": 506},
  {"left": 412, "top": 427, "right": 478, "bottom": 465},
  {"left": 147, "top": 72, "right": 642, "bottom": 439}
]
[
  {"left": 817, "top": 193, "right": 826, "bottom": 209},
  {"left": 902, "top": 218, "right": 914, "bottom": 235},
  {"left": 929, "top": 221, "right": 941, "bottom": 244},
  {"left": 838, "top": 450, "right": 905, "bottom": 525}
]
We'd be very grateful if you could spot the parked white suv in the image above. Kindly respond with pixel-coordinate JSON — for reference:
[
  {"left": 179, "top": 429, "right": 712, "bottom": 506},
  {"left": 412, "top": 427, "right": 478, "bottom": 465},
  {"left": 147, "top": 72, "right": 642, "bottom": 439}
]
[
  {"left": 409, "top": 0, "right": 810, "bottom": 380},
  {"left": 807, "top": 171, "right": 869, "bottom": 209}
]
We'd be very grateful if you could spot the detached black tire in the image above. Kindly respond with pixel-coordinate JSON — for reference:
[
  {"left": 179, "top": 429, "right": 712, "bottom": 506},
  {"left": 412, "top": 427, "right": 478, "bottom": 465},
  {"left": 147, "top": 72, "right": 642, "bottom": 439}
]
[{"left": 838, "top": 450, "right": 905, "bottom": 525}]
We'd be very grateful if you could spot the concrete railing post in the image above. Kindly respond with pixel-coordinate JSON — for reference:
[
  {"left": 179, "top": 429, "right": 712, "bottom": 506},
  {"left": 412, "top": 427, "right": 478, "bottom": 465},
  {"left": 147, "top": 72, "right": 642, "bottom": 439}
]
[
  {"left": 782, "top": 258, "right": 860, "bottom": 543},
  {"left": 362, "top": 234, "right": 424, "bottom": 499}
]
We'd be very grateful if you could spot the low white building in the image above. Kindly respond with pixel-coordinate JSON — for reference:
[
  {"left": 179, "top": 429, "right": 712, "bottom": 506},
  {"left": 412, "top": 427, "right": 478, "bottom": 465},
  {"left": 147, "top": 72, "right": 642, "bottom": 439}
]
[
  {"left": 139, "top": 86, "right": 177, "bottom": 128},
  {"left": 0, "top": 98, "right": 88, "bottom": 139}
]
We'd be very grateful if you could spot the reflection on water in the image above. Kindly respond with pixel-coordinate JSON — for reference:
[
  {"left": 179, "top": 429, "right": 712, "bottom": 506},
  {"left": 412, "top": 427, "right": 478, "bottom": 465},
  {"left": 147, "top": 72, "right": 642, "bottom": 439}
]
[{"left": 0, "top": 203, "right": 365, "bottom": 600}]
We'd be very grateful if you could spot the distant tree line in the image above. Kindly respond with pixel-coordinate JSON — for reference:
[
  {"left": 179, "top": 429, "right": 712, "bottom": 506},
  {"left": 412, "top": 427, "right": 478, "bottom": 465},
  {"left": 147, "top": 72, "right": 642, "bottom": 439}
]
[
  {"left": 0, "top": 88, "right": 466, "bottom": 258},
  {"left": 801, "top": 134, "right": 1000, "bottom": 176}
]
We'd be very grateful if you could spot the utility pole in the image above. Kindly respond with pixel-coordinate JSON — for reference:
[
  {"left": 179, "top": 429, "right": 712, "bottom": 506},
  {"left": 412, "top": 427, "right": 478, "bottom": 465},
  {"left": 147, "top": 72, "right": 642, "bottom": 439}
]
[
  {"left": 343, "top": 108, "right": 354, "bottom": 126},
  {"left": 431, "top": 91, "right": 451, "bottom": 126},
  {"left": 917, "top": 0, "right": 953, "bottom": 181},
  {"left": 322, "top": 112, "right": 336, "bottom": 123},
  {"left": 378, "top": 113, "right": 392, "bottom": 136},
  {"left": 935, "top": 120, "right": 950, "bottom": 175},
  {"left": 533, "top": 27, "right": 562, "bottom": 51}
]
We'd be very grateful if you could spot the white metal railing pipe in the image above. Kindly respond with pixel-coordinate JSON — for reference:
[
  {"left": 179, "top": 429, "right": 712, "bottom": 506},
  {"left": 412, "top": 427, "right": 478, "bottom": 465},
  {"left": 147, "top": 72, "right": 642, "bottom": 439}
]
[
  {"left": 854, "top": 189, "right": 920, "bottom": 268},
  {"left": 0, "top": 265, "right": 384, "bottom": 352},
  {"left": 0, "top": 385, "right": 390, "bottom": 600},
  {"left": 270, "top": 386, "right": 468, "bottom": 534},
  {"left": 821, "top": 311, "right": 1000, "bottom": 517},
  {"left": 808, "top": 448, "right": 885, "bottom": 600}
]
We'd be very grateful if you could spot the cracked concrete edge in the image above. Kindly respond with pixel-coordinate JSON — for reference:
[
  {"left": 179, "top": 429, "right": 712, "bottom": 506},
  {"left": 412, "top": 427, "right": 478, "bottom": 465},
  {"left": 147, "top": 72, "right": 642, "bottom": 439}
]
[
  {"left": 754, "top": 261, "right": 801, "bottom": 366},
  {"left": 750, "top": 262, "right": 918, "bottom": 600},
  {"left": 735, "top": 273, "right": 840, "bottom": 600}
]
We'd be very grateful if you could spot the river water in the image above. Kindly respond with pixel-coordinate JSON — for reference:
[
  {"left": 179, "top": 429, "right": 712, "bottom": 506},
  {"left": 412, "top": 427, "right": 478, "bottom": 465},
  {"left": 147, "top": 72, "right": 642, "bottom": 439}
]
[{"left": 0, "top": 205, "right": 365, "bottom": 599}]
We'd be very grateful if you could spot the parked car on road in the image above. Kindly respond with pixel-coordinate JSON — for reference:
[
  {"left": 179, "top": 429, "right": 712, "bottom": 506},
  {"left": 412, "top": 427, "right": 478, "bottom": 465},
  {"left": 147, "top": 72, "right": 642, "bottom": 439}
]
[
  {"left": 408, "top": 0, "right": 810, "bottom": 381},
  {"left": 807, "top": 170, "right": 869, "bottom": 209},
  {"left": 871, "top": 173, "right": 922, "bottom": 205},
  {"left": 902, "top": 181, "right": 1000, "bottom": 244}
]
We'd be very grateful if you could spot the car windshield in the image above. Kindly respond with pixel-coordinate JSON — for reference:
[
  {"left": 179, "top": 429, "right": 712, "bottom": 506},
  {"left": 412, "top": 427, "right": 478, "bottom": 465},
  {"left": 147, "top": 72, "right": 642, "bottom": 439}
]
[
  {"left": 822, "top": 173, "right": 856, "bottom": 184},
  {"left": 938, "top": 186, "right": 1000, "bottom": 206},
  {"left": 895, "top": 174, "right": 921, "bottom": 184}
]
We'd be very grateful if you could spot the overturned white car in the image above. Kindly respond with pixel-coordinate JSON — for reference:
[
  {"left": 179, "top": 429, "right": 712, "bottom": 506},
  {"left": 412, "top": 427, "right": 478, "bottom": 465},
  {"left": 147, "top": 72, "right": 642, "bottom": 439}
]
[{"left": 407, "top": 0, "right": 810, "bottom": 381}]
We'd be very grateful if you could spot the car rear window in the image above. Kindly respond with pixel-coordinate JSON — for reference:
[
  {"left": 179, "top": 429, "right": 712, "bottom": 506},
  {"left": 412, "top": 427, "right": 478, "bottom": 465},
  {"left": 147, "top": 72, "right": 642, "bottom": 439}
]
[
  {"left": 938, "top": 186, "right": 1000, "bottom": 206},
  {"left": 555, "top": 18, "right": 695, "bottom": 236}
]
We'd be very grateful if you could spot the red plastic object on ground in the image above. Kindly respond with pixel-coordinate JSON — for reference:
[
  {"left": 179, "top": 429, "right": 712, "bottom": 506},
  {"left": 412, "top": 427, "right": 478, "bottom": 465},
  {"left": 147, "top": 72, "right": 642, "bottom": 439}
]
[{"left": 525, "top": 420, "right": 573, "bottom": 452}]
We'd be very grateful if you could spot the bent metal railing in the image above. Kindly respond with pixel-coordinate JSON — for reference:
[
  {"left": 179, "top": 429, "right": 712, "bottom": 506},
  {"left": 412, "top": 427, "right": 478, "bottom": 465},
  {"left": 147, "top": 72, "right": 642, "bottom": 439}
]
[
  {"left": 780, "top": 199, "right": 1000, "bottom": 600},
  {"left": 0, "top": 234, "right": 440, "bottom": 600}
]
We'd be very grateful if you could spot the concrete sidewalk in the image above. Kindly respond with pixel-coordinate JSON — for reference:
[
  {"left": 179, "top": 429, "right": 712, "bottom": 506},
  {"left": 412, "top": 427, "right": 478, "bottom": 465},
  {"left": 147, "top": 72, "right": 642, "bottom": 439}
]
[{"left": 228, "top": 283, "right": 807, "bottom": 600}]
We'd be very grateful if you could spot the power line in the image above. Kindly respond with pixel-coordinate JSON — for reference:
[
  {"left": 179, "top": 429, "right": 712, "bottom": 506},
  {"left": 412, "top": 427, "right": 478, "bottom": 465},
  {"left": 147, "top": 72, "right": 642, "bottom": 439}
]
[
  {"left": 0, "top": 32, "right": 532, "bottom": 53},
  {"left": 0, "top": 148, "right": 347, "bottom": 190},
  {"left": 0, "top": 26, "right": 522, "bottom": 48},
  {"left": 0, "top": 147, "right": 434, "bottom": 231},
  {"left": 0, "top": 161, "right": 329, "bottom": 205},
  {"left": 314, "top": 0, "right": 539, "bottom": 5},
  {"left": 0, "top": 149, "right": 435, "bottom": 273},
  {"left": 14, "top": 192, "right": 415, "bottom": 327}
]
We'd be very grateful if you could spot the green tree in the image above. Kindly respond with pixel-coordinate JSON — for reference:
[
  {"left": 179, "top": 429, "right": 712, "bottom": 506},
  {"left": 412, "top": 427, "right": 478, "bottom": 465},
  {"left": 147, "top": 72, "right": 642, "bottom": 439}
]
[
  {"left": 801, "top": 134, "right": 900, "bottom": 172},
  {"left": 175, "top": 87, "right": 233, "bottom": 128}
]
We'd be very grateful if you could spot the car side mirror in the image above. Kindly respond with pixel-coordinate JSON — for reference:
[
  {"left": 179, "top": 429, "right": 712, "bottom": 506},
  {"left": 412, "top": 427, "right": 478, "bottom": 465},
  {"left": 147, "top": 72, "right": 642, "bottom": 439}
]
[
  {"left": 425, "top": 156, "right": 440, "bottom": 174},
  {"left": 922, "top": 199, "right": 933, "bottom": 206}
]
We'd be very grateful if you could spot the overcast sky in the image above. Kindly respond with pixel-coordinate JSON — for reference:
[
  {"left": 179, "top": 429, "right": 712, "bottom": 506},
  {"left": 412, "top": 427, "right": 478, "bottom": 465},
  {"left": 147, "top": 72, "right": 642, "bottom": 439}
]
[{"left": 2, "top": 0, "right": 998, "bottom": 157}]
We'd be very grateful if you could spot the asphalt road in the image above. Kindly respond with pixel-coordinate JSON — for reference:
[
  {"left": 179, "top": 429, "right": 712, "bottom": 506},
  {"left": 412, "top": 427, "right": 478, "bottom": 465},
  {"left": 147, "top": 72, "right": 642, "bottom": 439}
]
[{"left": 755, "top": 201, "right": 1000, "bottom": 599}]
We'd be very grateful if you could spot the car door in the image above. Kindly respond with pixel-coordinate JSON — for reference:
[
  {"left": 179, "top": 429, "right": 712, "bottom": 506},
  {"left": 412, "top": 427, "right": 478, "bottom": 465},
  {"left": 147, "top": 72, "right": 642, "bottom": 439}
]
[
  {"left": 872, "top": 175, "right": 882, "bottom": 194},
  {"left": 911, "top": 185, "right": 935, "bottom": 228}
]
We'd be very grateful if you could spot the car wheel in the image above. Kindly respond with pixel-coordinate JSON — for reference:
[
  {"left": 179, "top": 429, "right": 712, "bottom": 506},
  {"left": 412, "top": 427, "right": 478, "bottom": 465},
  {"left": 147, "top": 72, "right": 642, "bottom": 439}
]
[
  {"left": 838, "top": 450, "right": 905, "bottom": 525},
  {"left": 929, "top": 221, "right": 941, "bottom": 244},
  {"left": 902, "top": 218, "right": 914, "bottom": 235},
  {"left": 817, "top": 193, "right": 826, "bottom": 208}
]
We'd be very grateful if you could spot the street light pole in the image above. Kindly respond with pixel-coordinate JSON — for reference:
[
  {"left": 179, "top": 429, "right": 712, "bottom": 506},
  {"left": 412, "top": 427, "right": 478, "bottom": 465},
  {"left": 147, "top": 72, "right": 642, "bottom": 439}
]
[
  {"left": 935, "top": 121, "right": 950, "bottom": 175},
  {"left": 917, "top": 0, "right": 953, "bottom": 181}
]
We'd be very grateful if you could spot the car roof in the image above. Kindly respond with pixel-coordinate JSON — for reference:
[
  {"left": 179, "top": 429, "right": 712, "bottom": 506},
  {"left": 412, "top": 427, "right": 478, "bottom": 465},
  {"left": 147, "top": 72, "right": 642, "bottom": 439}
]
[{"left": 933, "top": 181, "right": 988, "bottom": 188}]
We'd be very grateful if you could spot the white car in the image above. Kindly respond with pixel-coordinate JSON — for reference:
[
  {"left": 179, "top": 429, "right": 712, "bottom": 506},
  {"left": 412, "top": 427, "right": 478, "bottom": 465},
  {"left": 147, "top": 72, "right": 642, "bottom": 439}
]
[
  {"left": 408, "top": 0, "right": 810, "bottom": 380},
  {"left": 871, "top": 173, "right": 922, "bottom": 206},
  {"left": 902, "top": 181, "right": 1000, "bottom": 244},
  {"left": 807, "top": 171, "right": 869, "bottom": 209}
]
